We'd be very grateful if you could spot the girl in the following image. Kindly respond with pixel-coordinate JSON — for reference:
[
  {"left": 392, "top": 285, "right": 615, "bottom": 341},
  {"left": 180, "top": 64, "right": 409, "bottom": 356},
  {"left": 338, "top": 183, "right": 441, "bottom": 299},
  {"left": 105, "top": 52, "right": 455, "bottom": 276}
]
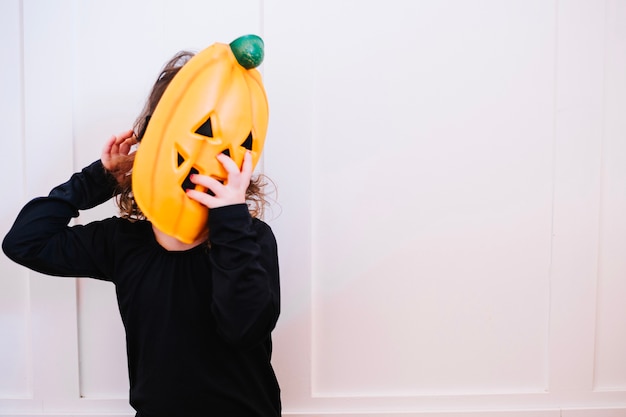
[{"left": 2, "top": 51, "right": 281, "bottom": 417}]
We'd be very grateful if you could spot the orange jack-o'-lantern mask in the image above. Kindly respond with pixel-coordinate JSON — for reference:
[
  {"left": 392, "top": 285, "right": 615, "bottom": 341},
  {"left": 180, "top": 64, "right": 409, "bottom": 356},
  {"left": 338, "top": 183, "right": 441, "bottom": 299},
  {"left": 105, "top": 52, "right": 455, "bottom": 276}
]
[{"left": 132, "top": 34, "right": 269, "bottom": 244}]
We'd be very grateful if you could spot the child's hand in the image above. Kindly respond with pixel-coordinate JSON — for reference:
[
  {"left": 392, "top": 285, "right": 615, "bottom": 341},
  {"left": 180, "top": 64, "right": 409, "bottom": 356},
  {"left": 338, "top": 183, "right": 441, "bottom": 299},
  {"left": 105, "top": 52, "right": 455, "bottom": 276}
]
[
  {"left": 101, "top": 130, "right": 137, "bottom": 182},
  {"left": 186, "top": 151, "right": 253, "bottom": 209}
]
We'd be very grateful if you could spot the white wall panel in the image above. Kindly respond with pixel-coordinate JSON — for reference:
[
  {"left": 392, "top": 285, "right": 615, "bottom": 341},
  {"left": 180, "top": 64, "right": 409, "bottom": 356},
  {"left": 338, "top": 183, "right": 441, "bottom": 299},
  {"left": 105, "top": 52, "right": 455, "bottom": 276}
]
[
  {"left": 594, "top": 0, "right": 626, "bottom": 392},
  {"left": 71, "top": 0, "right": 162, "bottom": 399},
  {"left": 0, "top": 0, "right": 31, "bottom": 400},
  {"left": 71, "top": 0, "right": 170, "bottom": 400},
  {"left": 20, "top": 0, "right": 80, "bottom": 411},
  {"left": 263, "top": 0, "right": 317, "bottom": 410},
  {"left": 310, "top": 0, "right": 553, "bottom": 396},
  {"left": 266, "top": 0, "right": 626, "bottom": 415},
  {"left": 70, "top": 0, "right": 264, "bottom": 404},
  {"left": 548, "top": 0, "right": 606, "bottom": 396}
]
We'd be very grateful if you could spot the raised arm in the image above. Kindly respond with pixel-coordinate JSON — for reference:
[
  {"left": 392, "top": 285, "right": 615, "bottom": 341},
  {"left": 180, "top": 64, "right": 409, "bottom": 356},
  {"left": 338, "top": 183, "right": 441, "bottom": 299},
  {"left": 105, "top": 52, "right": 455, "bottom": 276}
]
[
  {"left": 208, "top": 205, "right": 280, "bottom": 348},
  {"left": 187, "top": 151, "right": 280, "bottom": 347},
  {"left": 2, "top": 131, "right": 136, "bottom": 279}
]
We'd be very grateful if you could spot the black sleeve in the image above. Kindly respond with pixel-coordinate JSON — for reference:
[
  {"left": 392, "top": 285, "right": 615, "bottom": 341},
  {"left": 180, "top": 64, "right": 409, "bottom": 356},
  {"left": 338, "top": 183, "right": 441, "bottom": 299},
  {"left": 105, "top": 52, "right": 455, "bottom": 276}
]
[
  {"left": 2, "top": 160, "right": 119, "bottom": 280},
  {"left": 208, "top": 204, "right": 281, "bottom": 348}
]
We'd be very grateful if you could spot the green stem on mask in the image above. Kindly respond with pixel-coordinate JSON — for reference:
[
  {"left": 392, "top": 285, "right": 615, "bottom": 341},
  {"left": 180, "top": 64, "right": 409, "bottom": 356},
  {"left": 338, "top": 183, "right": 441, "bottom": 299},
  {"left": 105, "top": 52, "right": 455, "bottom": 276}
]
[{"left": 230, "top": 34, "right": 264, "bottom": 69}]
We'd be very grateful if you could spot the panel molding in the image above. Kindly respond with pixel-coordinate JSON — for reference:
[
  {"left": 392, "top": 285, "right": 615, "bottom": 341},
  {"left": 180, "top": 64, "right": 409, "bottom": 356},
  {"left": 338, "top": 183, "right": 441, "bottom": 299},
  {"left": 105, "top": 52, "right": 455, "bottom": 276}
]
[
  {"left": 592, "top": 0, "right": 626, "bottom": 392},
  {"left": 0, "top": 0, "right": 31, "bottom": 401}
]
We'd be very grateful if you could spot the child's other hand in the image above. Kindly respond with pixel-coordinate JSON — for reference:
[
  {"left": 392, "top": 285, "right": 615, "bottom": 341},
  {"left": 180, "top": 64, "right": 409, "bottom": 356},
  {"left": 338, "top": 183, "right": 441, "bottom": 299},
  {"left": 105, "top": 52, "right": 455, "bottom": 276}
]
[
  {"left": 101, "top": 130, "right": 137, "bottom": 181},
  {"left": 186, "top": 151, "right": 252, "bottom": 209}
]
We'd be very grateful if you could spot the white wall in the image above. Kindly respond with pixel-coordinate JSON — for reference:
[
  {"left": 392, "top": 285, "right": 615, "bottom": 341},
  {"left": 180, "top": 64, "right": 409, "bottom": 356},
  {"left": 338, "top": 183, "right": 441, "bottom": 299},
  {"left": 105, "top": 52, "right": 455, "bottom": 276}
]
[{"left": 1, "top": 0, "right": 626, "bottom": 416}]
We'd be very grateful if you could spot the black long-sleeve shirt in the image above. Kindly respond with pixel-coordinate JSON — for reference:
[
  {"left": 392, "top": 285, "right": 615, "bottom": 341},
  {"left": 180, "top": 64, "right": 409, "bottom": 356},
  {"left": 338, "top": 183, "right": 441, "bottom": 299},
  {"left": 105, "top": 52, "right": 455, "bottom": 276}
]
[{"left": 2, "top": 160, "right": 281, "bottom": 417}]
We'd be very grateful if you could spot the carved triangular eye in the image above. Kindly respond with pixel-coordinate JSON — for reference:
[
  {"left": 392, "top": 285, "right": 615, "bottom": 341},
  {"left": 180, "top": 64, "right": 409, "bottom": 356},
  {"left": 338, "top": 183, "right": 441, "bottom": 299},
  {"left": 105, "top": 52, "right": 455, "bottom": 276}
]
[
  {"left": 241, "top": 132, "right": 253, "bottom": 150},
  {"left": 195, "top": 117, "right": 213, "bottom": 137}
]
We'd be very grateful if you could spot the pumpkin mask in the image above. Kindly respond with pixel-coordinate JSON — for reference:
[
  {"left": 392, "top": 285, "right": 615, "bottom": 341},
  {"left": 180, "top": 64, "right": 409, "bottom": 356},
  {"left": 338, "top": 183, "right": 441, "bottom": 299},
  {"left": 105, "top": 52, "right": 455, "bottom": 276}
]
[{"left": 132, "top": 34, "right": 269, "bottom": 244}]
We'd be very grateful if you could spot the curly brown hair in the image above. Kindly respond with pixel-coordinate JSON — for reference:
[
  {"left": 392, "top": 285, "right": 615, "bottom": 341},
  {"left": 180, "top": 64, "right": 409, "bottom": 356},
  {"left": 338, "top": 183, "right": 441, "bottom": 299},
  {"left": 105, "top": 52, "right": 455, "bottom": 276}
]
[{"left": 113, "top": 50, "right": 269, "bottom": 221}]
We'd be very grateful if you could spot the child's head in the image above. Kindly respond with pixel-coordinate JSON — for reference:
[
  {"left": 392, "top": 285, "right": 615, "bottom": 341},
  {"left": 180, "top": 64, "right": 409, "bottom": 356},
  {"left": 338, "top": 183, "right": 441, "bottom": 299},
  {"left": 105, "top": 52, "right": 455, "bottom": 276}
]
[
  {"left": 115, "top": 51, "right": 268, "bottom": 222},
  {"left": 133, "top": 51, "right": 194, "bottom": 145}
]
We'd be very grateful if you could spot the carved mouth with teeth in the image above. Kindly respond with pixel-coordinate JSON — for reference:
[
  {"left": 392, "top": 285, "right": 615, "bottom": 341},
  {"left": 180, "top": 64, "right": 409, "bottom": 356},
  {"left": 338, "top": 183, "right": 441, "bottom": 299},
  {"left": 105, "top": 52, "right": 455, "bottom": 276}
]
[{"left": 178, "top": 116, "right": 253, "bottom": 196}]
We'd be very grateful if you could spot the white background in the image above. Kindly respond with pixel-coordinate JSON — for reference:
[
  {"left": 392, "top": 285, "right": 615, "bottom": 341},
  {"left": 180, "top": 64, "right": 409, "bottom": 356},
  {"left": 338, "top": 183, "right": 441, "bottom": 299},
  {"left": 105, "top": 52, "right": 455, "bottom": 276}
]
[{"left": 1, "top": 0, "right": 626, "bottom": 416}]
